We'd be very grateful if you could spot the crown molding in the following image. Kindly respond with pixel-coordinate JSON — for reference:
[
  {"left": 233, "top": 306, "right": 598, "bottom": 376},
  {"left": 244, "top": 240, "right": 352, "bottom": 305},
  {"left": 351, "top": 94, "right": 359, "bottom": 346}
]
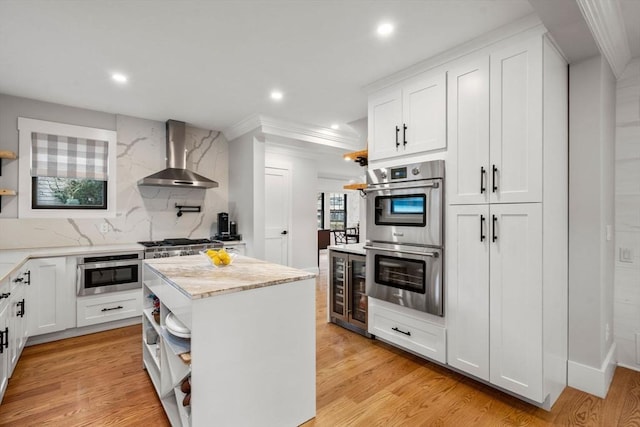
[
  {"left": 364, "top": 13, "right": 545, "bottom": 94},
  {"left": 223, "top": 114, "right": 360, "bottom": 151},
  {"left": 577, "top": 0, "right": 631, "bottom": 79}
]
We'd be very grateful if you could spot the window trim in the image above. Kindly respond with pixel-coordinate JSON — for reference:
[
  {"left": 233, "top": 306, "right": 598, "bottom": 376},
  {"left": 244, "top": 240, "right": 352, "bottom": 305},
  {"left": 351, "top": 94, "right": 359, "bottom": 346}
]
[{"left": 18, "top": 117, "right": 117, "bottom": 218}]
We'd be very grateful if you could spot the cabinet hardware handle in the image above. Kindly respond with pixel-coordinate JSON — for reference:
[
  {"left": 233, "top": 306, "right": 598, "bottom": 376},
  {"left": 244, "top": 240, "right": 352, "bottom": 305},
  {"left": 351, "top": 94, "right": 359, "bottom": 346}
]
[
  {"left": 3, "top": 327, "right": 8, "bottom": 349},
  {"left": 480, "top": 167, "right": 486, "bottom": 193},
  {"left": 0, "top": 329, "right": 3, "bottom": 354},
  {"left": 101, "top": 305, "right": 124, "bottom": 312},
  {"left": 392, "top": 326, "right": 411, "bottom": 336},
  {"left": 403, "top": 123, "right": 407, "bottom": 147},
  {"left": 492, "top": 215, "right": 498, "bottom": 242},
  {"left": 24, "top": 270, "right": 31, "bottom": 285},
  {"left": 17, "top": 299, "right": 25, "bottom": 317},
  {"left": 13, "top": 277, "right": 23, "bottom": 283},
  {"left": 480, "top": 215, "right": 486, "bottom": 241},
  {"left": 492, "top": 164, "right": 498, "bottom": 192},
  {"left": 395, "top": 126, "right": 400, "bottom": 149},
  {"left": 0, "top": 292, "right": 10, "bottom": 299}
]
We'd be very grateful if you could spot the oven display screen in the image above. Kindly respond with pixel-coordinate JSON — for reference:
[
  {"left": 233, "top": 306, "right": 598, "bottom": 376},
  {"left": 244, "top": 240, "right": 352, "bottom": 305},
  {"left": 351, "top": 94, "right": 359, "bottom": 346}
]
[
  {"left": 390, "top": 167, "right": 407, "bottom": 180},
  {"left": 390, "top": 197, "right": 424, "bottom": 214}
]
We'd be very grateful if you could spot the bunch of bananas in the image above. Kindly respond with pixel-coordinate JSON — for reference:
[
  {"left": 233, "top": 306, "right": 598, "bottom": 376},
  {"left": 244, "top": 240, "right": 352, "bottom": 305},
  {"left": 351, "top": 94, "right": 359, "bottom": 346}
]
[{"left": 206, "top": 248, "right": 232, "bottom": 266}]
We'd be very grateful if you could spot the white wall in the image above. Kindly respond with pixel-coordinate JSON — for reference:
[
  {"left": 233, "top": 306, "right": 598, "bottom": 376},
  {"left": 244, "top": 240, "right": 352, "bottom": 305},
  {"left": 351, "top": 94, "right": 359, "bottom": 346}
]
[
  {"left": 0, "top": 94, "right": 229, "bottom": 249},
  {"left": 614, "top": 57, "right": 640, "bottom": 370},
  {"left": 568, "top": 55, "right": 616, "bottom": 377}
]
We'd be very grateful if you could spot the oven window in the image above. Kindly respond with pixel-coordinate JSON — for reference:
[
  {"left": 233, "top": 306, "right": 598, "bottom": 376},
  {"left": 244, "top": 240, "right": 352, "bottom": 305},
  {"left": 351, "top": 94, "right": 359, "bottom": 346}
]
[
  {"left": 374, "top": 254, "right": 425, "bottom": 294},
  {"left": 374, "top": 194, "right": 426, "bottom": 226},
  {"left": 84, "top": 265, "right": 138, "bottom": 289}
]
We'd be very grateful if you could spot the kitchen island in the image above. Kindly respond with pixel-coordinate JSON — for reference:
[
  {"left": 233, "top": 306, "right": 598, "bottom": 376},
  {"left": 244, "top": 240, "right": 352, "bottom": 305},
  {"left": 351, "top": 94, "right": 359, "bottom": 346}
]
[{"left": 142, "top": 254, "right": 317, "bottom": 427}]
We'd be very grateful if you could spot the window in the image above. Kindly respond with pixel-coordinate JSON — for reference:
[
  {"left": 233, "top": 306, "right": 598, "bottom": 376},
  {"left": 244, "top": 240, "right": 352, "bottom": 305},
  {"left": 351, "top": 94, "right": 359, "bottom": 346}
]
[
  {"left": 317, "top": 193, "right": 324, "bottom": 229},
  {"left": 329, "top": 193, "right": 347, "bottom": 230},
  {"left": 18, "top": 118, "right": 117, "bottom": 218}
]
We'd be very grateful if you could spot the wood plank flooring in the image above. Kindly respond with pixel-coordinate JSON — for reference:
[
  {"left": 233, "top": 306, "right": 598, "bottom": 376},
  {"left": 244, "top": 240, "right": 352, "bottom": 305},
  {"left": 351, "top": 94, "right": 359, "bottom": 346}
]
[{"left": 0, "top": 251, "right": 639, "bottom": 426}]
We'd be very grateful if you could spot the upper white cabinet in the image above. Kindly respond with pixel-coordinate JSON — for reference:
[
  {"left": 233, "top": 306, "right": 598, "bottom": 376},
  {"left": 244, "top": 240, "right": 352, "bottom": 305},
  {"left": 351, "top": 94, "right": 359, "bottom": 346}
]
[
  {"left": 448, "top": 37, "right": 543, "bottom": 205},
  {"left": 26, "top": 257, "right": 74, "bottom": 336},
  {"left": 368, "top": 71, "right": 446, "bottom": 161}
]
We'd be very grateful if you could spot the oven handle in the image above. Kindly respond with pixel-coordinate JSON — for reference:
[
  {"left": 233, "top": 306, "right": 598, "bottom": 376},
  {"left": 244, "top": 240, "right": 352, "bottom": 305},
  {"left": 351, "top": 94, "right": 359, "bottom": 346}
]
[
  {"left": 77, "top": 260, "right": 141, "bottom": 270},
  {"left": 363, "top": 245, "right": 439, "bottom": 258},
  {"left": 365, "top": 181, "right": 439, "bottom": 193}
]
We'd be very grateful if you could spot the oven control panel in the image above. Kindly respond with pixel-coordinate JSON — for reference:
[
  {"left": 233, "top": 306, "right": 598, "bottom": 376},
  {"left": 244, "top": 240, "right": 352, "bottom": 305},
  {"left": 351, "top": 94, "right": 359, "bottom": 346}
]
[{"left": 367, "top": 160, "right": 444, "bottom": 185}]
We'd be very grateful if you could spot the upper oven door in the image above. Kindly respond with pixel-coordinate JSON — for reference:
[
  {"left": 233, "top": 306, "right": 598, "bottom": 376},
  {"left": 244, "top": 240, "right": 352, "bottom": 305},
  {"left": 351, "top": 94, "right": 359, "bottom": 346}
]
[{"left": 366, "top": 178, "right": 443, "bottom": 247}]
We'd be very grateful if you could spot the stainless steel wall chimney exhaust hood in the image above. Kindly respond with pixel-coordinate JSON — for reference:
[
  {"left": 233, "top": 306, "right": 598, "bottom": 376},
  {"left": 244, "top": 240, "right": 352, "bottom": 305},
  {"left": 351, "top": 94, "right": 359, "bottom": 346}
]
[{"left": 137, "top": 120, "right": 219, "bottom": 189}]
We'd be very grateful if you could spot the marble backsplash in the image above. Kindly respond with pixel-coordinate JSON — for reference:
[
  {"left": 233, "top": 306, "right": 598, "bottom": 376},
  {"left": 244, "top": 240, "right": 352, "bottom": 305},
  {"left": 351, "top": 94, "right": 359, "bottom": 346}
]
[{"left": 0, "top": 114, "right": 228, "bottom": 249}]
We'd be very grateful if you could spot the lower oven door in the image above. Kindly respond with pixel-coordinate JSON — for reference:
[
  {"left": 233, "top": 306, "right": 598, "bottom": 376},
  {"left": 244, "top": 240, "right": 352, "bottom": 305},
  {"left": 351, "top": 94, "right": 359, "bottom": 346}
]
[
  {"left": 365, "top": 244, "right": 443, "bottom": 316},
  {"left": 77, "top": 259, "right": 142, "bottom": 296}
]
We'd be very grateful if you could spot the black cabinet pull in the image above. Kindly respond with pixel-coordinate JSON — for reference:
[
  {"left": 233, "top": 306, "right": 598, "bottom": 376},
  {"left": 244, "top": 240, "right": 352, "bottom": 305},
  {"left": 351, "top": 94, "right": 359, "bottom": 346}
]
[
  {"left": 403, "top": 123, "right": 407, "bottom": 147},
  {"left": 492, "top": 215, "right": 498, "bottom": 242},
  {"left": 480, "top": 167, "right": 486, "bottom": 193},
  {"left": 24, "top": 270, "right": 31, "bottom": 285},
  {"left": 17, "top": 299, "right": 25, "bottom": 317},
  {"left": 13, "top": 277, "right": 23, "bottom": 283},
  {"left": 480, "top": 215, "right": 486, "bottom": 242},
  {"left": 3, "top": 327, "right": 8, "bottom": 350},
  {"left": 392, "top": 326, "right": 411, "bottom": 336},
  {"left": 101, "top": 305, "right": 124, "bottom": 312},
  {"left": 492, "top": 164, "right": 498, "bottom": 192},
  {"left": 0, "top": 329, "right": 3, "bottom": 354},
  {"left": 0, "top": 292, "right": 10, "bottom": 300},
  {"left": 395, "top": 126, "right": 400, "bottom": 149}
]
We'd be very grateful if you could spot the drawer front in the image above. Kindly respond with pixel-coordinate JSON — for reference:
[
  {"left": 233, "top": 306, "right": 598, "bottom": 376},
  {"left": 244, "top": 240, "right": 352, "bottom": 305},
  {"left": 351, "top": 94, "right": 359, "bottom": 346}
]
[
  {"left": 369, "top": 301, "right": 446, "bottom": 363},
  {"left": 77, "top": 290, "right": 142, "bottom": 327}
]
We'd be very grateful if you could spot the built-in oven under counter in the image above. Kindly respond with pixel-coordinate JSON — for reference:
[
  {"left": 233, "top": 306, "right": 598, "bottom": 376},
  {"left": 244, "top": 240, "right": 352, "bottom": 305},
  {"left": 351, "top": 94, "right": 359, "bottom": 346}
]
[{"left": 364, "top": 243, "right": 442, "bottom": 317}]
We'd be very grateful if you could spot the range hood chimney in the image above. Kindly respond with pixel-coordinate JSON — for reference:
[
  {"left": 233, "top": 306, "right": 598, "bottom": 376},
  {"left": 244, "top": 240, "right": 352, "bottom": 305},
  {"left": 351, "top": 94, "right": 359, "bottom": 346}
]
[{"left": 137, "top": 120, "right": 219, "bottom": 189}]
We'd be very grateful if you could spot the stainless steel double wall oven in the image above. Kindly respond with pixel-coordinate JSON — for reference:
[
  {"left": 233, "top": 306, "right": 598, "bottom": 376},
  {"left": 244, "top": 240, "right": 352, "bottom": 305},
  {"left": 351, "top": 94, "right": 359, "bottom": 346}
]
[{"left": 365, "top": 160, "right": 444, "bottom": 316}]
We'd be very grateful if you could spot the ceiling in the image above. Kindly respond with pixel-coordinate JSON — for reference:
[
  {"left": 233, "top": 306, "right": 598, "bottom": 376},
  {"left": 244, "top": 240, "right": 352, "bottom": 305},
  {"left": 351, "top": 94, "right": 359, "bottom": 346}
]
[{"left": 0, "top": 0, "right": 535, "bottom": 136}]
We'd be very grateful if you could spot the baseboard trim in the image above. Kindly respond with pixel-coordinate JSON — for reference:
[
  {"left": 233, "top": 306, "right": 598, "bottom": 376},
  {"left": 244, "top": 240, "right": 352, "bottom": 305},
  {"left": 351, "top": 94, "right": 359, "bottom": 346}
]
[
  {"left": 26, "top": 317, "right": 142, "bottom": 346},
  {"left": 568, "top": 343, "right": 617, "bottom": 398}
]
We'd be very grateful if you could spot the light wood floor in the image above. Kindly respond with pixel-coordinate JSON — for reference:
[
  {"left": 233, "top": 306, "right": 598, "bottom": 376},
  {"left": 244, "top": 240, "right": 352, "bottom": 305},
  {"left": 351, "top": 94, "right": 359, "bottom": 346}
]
[{"left": 0, "top": 251, "right": 639, "bottom": 426}]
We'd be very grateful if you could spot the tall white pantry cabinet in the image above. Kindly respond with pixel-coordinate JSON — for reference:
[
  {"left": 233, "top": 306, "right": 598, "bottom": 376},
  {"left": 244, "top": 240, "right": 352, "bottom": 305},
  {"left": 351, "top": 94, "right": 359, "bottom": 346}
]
[{"left": 446, "top": 30, "right": 568, "bottom": 408}]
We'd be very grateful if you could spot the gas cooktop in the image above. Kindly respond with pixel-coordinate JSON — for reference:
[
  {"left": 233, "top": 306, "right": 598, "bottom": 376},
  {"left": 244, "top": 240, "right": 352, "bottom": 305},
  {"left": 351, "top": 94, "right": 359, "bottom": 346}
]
[{"left": 138, "top": 238, "right": 224, "bottom": 258}]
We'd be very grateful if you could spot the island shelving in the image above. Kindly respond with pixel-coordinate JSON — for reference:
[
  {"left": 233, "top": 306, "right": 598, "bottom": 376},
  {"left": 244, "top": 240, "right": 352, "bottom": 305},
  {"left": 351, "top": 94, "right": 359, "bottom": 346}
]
[{"left": 142, "top": 254, "right": 317, "bottom": 427}]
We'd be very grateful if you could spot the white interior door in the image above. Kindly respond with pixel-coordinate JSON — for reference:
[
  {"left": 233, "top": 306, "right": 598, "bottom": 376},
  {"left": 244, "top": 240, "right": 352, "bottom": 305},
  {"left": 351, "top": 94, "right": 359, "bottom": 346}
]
[{"left": 264, "top": 167, "right": 290, "bottom": 266}]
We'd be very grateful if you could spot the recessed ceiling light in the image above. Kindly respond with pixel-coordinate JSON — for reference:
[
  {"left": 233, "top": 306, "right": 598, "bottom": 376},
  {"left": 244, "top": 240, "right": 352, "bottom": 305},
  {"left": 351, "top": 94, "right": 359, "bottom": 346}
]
[
  {"left": 331, "top": 124, "right": 339, "bottom": 130},
  {"left": 111, "top": 73, "right": 128, "bottom": 83},
  {"left": 377, "top": 22, "right": 394, "bottom": 37},
  {"left": 270, "top": 90, "right": 283, "bottom": 101}
]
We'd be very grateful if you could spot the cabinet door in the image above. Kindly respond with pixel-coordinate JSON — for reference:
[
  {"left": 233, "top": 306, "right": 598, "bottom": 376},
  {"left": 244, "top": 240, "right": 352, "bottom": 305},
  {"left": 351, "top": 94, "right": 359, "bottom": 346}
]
[
  {"left": 368, "top": 89, "right": 402, "bottom": 161},
  {"left": 447, "top": 57, "right": 490, "bottom": 205},
  {"left": 402, "top": 72, "right": 447, "bottom": 155},
  {"left": 27, "top": 257, "right": 72, "bottom": 336},
  {"left": 347, "top": 254, "right": 367, "bottom": 330},
  {"left": 8, "top": 283, "right": 26, "bottom": 377},
  {"left": 490, "top": 37, "right": 543, "bottom": 203},
  {"left": 446, "top": 204, "right": 490, "bottom": 380},
  {"left": 329, "top": 251, "right": 349, "bottom": 322},
  {"left": 489, "top": 203, "right": 543, "bottom": 401},
  {"left": 0, "top": 304, "right": 8, "bottom": 402}
]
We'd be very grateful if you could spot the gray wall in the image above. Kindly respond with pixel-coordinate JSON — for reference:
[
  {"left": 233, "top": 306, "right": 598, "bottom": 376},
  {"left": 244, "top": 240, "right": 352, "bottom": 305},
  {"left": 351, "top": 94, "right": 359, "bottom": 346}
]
[{"left": 568, "top": 55, "right": 616, "bottom": 369}]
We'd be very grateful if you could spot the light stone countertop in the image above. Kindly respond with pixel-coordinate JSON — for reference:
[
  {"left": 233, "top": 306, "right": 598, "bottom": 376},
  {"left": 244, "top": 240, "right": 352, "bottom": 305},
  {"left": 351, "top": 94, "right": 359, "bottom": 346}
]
[
  {"left": 144, "top": 253, "right": 317, "bottom": 299},
  {"left": 327, "top": 243, "right": 366, "bottom": 256},
  {"left": 0, "top": 243, "right": 144, "bottom": 282}
]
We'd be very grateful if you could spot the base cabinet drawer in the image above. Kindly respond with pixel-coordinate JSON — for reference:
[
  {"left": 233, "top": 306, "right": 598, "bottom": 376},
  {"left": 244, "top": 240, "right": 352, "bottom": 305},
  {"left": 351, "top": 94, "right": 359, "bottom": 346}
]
[
  {"left": 76, "top": 290, "right": 142, "bottom": 327},
  {"left": 369, "top": 299, "right": 446, "bottom": 364}
]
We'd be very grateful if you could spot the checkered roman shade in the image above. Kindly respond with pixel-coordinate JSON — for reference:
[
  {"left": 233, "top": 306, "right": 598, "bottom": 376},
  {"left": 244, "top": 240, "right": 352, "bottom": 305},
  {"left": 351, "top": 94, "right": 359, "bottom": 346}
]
[{"left": 30, "top": 132, "right": 109, "bottom": 180}]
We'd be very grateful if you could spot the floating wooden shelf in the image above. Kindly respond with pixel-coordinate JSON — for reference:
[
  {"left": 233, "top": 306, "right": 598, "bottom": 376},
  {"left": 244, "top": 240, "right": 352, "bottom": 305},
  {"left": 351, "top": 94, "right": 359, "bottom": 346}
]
[
  {"left": 0, "top": 151, "right": 17, "bottom": 160},
  {"left": 343, "top": 183, "right": 367, "bottom": 191},
  {"left": 343, "top": 149, "right": 368, "bottom": 167},
  {"left": 0, "top": 189, "right": 16, "bottom": 196}
]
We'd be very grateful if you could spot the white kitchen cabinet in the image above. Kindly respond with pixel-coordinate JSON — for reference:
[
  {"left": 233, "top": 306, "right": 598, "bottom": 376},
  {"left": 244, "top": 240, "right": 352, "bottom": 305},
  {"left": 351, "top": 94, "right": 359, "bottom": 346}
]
[
  {"left": 446, "top": 204, "right": 490, "bottom": 381},
  {"left": 8, "top": 268, "right": 28, "bottom": 377},
  {"left": 447, "top": 203, "right": 542, "bottom": 400},
  {"left": 26, "top": 257, "right": 73, "bottom": 336},
  {"left": 222, "top": 241, "right": 246, "bottom": 256},
  {"left": 77, "top": 289, "right": 142, "bottom": 327},
  {"left": 0, "top": 278, "right": 9, "bottom": 402},
  {"left": 368, "top": 71, "right": 446, "bottom": 161},
  {"left": 448, "top": 37, "right": 543, "bottom": 205}
]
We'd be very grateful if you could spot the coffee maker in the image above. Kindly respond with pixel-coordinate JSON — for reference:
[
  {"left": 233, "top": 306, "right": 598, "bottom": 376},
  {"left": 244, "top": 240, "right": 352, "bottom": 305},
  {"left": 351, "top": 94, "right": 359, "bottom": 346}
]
[{"left": 215, "top": 212, "right": 241, "bottom": 241}]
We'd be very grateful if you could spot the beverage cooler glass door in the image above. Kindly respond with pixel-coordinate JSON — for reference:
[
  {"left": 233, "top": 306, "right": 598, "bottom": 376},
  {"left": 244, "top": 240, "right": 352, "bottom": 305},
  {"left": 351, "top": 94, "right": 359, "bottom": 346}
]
[
  {"left": 349, "top": 255, "right": 367, "bottom": 326},
  {"left": 330, "top": 252, "right": 348, "bottom": 320}
]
